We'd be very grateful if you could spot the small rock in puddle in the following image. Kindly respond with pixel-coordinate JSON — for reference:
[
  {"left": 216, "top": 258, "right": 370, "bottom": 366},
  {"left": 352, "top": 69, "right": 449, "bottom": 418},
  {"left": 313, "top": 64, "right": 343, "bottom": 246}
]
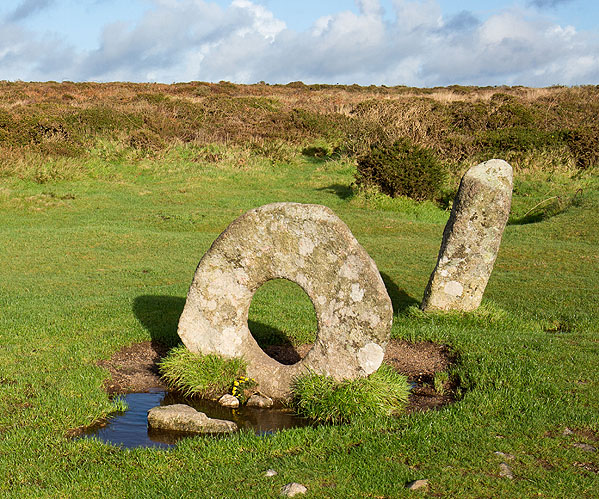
[
  {"left": 218, "top": 394, "right": 240, "bottom": 408},
  {"left": 247, "top": 393, "right": 274, "bottom": 408},
  {"left": 147, "top": 404, "right": 237, "bottom": 434},
  {"left": 79, "top": 389, "right": 311, "bottom": 448}
]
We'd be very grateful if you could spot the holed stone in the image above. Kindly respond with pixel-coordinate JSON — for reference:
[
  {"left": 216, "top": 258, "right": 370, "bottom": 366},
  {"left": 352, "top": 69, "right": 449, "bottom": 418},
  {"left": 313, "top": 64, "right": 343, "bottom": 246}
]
[{"left": 177, "top": 202, "right": 393, "bottom": 400}]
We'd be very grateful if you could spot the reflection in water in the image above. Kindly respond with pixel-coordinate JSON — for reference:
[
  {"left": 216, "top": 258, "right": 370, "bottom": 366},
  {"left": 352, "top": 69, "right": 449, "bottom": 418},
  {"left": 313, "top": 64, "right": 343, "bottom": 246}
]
[{"left": 82, "top": 389, "right": 311, "bottom": 448}]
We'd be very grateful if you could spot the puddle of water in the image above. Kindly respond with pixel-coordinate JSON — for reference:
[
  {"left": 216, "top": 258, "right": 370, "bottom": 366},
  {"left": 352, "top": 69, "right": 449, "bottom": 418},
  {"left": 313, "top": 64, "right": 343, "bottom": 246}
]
[{"left": 82, "top": 389, "right": 311, "bottom": 449}]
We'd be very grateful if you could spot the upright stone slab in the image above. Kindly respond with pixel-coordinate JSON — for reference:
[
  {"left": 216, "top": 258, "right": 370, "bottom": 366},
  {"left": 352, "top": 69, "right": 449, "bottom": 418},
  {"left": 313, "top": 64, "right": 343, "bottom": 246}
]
[
  {"left": 421, "top": 159, "right": 513, "bottom": 312},
  {"left": 177, "top": 202, "right": 393, "bottom": 400}
]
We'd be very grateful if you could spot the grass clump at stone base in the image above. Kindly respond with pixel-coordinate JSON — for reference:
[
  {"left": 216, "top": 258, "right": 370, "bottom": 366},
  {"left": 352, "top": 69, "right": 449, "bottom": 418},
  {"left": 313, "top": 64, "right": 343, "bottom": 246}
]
[
  {"left": 158, "top": 345, "right": 246, "bottom": 399},
  {"left": 291, "top": 364, "right": 410, "bottom": 424}
]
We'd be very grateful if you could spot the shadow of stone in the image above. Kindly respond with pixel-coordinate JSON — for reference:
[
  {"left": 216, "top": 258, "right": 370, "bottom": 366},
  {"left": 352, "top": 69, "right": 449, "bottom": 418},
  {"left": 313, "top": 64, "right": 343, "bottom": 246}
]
[
  {"left": 132, "top": 296, "right": 304, "bottom": 365},
  {"left": 133, "top": 295, "right": 186, "bottom": 348},
  {"left": 247, "top": 320, "right": 293, "bottom": 347},
  {"left": 508, "top": 213, "right": 547, "bottom": 225},
  {"left": 380, "top": 272, "right": 420, "bottom": 315},
  {"left": 316, "top": 184, "right": 354, "bottom": 200},
  {"left": 248, "top": 320, "right": 306, "bottom": 365}
]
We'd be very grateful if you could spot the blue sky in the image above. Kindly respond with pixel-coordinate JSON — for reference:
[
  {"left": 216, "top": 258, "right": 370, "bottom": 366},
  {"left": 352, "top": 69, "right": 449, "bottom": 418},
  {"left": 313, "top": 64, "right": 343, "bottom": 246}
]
[{"left": 1, "top": 0, "right": 598, "bottom": 86}]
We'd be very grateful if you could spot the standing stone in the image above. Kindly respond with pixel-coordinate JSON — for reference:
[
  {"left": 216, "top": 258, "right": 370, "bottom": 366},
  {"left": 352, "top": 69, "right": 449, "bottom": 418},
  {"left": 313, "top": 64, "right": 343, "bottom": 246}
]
[
  {"left": 421, "top": 159, "right": 513, "bottom": 312},
  {"left": 177, "top": 203, "right": 393, "bottom": 400}
]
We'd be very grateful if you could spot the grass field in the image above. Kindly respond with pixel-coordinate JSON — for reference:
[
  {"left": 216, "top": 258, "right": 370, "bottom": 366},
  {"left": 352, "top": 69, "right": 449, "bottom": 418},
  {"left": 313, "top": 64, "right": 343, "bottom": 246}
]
[{"left": 0, "top": 83, "right": 598, "bottom": 497}]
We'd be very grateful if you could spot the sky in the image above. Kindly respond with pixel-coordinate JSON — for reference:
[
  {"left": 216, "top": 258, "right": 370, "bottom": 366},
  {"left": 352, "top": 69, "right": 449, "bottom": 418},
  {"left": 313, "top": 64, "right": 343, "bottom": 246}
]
[{"left": 0, "top": 0, "right": 598, "bottom": 87}]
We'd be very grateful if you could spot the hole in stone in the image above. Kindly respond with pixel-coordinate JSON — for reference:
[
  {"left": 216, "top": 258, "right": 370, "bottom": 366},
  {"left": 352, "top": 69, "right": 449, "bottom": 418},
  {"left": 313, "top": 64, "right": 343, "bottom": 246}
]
[{"left": 248, "top": 279, "right": 317, "bottom": 365}]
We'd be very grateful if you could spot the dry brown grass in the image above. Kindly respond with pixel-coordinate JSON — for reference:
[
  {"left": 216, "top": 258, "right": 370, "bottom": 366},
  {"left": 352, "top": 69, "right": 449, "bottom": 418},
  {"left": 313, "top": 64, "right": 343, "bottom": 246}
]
[{"left": 1, "top": 80, "right": 598, "bottom": 174}]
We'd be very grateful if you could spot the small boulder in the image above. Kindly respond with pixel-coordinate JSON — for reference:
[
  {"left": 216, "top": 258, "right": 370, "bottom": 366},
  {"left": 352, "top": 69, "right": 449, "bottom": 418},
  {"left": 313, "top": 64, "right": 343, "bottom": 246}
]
[
  {"left": 265, "top": 469, "right": 278, "bottom": 477},
  {"left": 406, "top": 479, "right": 429, "bottom": 491},
  {"left": 280, "top": 483, "right": 307, "bottom": 497},
  {"left": 147, "top": 404, "right": 237, "bottom": 434},
  {"left": 247, "top": 393, "right": 274, "bottom": 408},
  {"left": 499, "top": 463, "right": 514, "bottom": 479},
  {"left": 218, "top": 394, "right": 240, "bottom": 408}
]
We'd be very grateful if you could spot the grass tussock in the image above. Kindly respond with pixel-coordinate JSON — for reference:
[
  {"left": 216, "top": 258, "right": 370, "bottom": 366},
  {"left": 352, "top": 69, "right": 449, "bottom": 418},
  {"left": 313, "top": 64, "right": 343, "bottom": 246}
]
[
  {"left": 292, "top": 365, "right": 410, "bottom": 424},
  {"left": 158, "top": 346, "right": 246, "bottom": 399}
]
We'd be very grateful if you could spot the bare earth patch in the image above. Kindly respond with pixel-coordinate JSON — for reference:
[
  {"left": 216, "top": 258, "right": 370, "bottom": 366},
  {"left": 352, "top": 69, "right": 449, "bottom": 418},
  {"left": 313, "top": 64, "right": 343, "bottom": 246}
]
[{"left": 99, "top": 339, "right": 458, "bottom": 412}]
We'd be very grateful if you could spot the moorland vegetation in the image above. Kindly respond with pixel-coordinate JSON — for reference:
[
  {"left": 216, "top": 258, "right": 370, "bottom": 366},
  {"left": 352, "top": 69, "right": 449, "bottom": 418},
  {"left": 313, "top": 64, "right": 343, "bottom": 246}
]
[{"left": 0, "top": 81, "right": 597, "bottom": 497}]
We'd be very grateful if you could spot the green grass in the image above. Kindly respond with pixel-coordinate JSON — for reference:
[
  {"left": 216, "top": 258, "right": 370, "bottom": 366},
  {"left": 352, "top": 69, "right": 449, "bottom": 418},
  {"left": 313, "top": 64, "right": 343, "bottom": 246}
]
[
  {"left": 158, "top": 346, "right": 246, "bottom": 399},
  {"left": 292, "top": 365, "right": 410, "bottom": 424},
  {"left": 0, "top": 145, "right": 597, "bottom": 497}
]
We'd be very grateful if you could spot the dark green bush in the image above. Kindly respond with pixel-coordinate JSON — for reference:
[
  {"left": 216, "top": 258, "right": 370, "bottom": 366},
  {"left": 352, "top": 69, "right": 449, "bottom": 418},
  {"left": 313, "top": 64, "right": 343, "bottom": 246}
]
[
  {"left": 355, "top": 139, "right": 445, "bottom": 201},
  {"left": 475, "top": 127, "right": 565, "bottom": 154},
  {"left": 565, "top": 126, "right": 599, "bottom": 169}
]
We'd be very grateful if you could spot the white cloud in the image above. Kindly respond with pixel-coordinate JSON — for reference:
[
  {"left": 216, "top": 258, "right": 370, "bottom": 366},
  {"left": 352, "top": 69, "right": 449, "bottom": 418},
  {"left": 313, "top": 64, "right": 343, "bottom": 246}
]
[
  {"left": 0, "top": 0, "right": 598, "bottom": 86},
  {"left": 231, "top": 0, "right": 286, "bottom": 41},
  {"left": 356, "top": 0, "right": 384, "bottom": 17}
]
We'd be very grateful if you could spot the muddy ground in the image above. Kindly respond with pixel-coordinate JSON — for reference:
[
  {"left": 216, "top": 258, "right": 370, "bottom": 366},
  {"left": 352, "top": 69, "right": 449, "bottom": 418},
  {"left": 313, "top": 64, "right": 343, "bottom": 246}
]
[{"left": 98, "top": 339, "right": 458, "bottom": 413}]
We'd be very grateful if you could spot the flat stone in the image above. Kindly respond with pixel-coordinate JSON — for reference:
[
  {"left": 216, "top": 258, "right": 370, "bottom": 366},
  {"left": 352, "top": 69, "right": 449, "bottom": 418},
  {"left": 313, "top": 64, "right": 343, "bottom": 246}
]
[
  {"left": 422, "top": 159, "right": 513, "bottom": 312},
  {"left": 177, "top": 203, "right": 393, "bottom": 399},
  {"left": 494, "top": 451, "right": 515, "bottom": 460},
  {"left": 280, "top": 483, "right": 307, "bottom": 496},
  {"left": 246, "top": 393, "right": 274, "bottom": 408},
  {"left": 265, "top": 469, "right": 278, "bottom": 477},
  {"left": 499, "top": 463, "right": 514, "bottom": 479},
  {"left": 147, "top": 404, "right": 237, "bottom": 434},
  {"left": 218, "top": 394, "right": 240, "bottom": 408},
  {"left": 406, "top": 479, "right": 429, "bottom": 490}
]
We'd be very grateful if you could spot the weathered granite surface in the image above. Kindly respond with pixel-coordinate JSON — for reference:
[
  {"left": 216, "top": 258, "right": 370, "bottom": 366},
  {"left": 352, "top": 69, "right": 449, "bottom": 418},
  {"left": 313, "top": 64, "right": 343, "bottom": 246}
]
[
  {"left": 147, "top": 404, "right": 237, "bottom": 434},
  {"left": 178, "top": 202, "right": 393, "bottom": 399},
  {"left": 218, "top": 394, "right": 240, "bottom": 408},
  {"left": 246, "top": 393, "right": 274, "bottom": 408},
  {"left": 280, "top": 483, "right": 308, "bottom": 496},
  {"left": 421, "top": 159, "right": 513, "bottom": 312}
]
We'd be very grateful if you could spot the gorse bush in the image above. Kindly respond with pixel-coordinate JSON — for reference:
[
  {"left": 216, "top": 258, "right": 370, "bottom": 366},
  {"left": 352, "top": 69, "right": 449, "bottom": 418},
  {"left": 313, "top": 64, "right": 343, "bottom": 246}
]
[
  {"left": 291, "top": 364, "right": 410, "bottom": 424},
  {"left": 355, "top": 138, "right": 445, "bottom": 202}
]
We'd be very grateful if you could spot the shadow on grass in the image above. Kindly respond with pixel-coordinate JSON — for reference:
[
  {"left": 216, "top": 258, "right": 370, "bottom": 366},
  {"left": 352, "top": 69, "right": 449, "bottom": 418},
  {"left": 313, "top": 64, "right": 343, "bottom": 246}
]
[
  {"left": 317, "top": 184, "right": 354, "bottom": 200},
  {"left": 133, "top": 295, "right": 186, "bottom": 348},
  {"left": 133, "top": 295, "right": 300, "bottom": 360},
  {"left": 508, "top": 213, "right": 547, "bottom": 225},
  {"left": 380, "top": 272, "right": 420, "bottom": 315}
]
